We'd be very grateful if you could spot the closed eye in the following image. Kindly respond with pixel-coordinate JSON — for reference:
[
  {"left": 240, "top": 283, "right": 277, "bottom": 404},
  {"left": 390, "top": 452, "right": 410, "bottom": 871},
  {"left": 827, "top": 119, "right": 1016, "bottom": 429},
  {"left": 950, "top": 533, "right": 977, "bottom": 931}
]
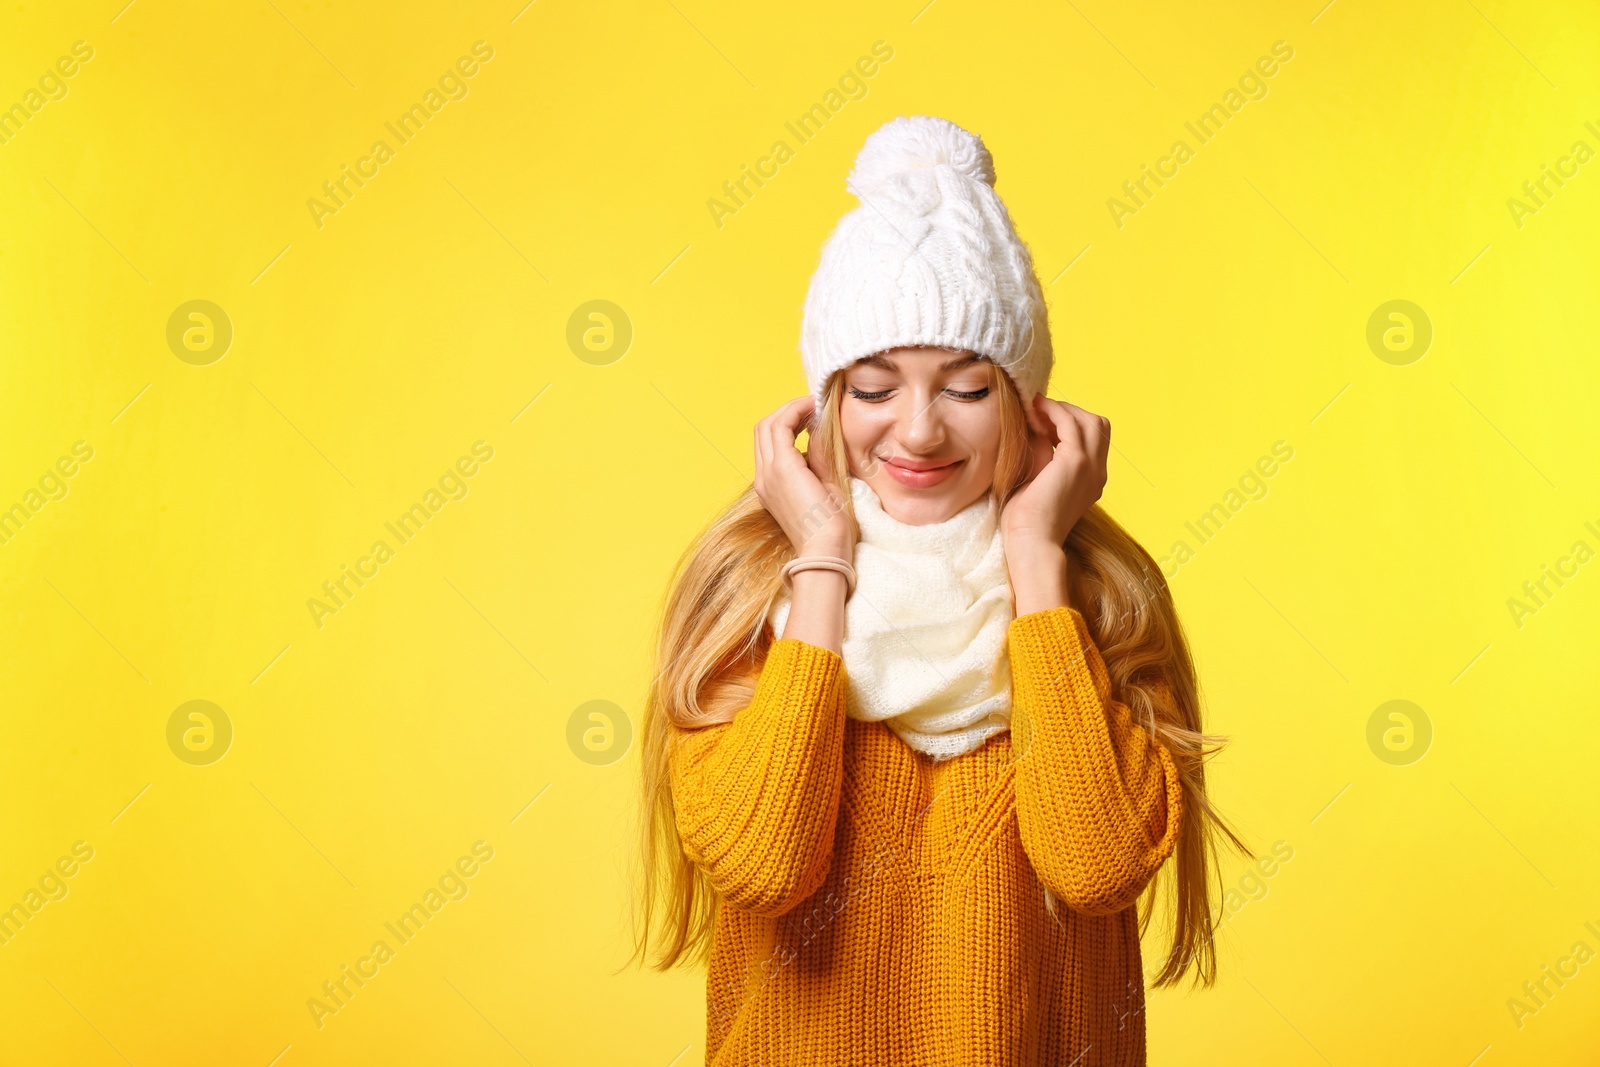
[{"left": 846, "top": 386, "right": 991, "bottom": 402}]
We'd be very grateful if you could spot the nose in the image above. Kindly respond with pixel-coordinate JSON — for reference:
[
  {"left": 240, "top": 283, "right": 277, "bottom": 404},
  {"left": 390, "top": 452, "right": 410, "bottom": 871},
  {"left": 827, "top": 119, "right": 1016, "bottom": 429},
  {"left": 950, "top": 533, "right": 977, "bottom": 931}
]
[{"left": 895, "top": 387, "right": 947, "bottom": 452}]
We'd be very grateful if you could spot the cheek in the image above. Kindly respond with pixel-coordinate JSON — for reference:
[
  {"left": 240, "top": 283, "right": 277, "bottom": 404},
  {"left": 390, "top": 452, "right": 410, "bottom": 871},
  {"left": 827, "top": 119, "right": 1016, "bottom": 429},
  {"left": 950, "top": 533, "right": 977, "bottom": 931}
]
[
  {"left": 839, "top": 406, "right": 891, "bottom": 453},
  {"left": 949, "top": 406, "right": 1003, "bottom": 456}
]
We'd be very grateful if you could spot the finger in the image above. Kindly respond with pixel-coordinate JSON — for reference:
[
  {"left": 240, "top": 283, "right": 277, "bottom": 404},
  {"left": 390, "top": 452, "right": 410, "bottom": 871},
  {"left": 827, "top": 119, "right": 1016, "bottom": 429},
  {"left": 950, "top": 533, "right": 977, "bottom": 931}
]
[
  {"left": 754, "top": 410, "right": 771, "bottom": 477},
  {"left": 807, "top": 436, "right": 835, "bottom": 491},
  {"left": 1087, "top": 413, "right": 1110, "bottom": 471},
  {"left": 1026, "top": 431, "right": 1053, "bottom": 484},
  {"left": 778, "top": 395, "right": 814, "bottom": 433},
  {"left": 1062, "top": 403, "right": 1109, "bottom": 470},
  {"left": 780, "top": 396, "right": 815, "bottom": 461},
  {"left": 801, "top": 394, "right": 820, "bottom": 438},
  {"left": 1055, "top": 401, "right": 1110, "bottom": 445},
  {"left": 756, "top": 401, "right": 791, "bottom": 477},
  {"left": 1035, "top": 397, "right": 1086, "bottom": 456},
  {"left": 762, "top": 397, "right": 813, "bottom": 478}
]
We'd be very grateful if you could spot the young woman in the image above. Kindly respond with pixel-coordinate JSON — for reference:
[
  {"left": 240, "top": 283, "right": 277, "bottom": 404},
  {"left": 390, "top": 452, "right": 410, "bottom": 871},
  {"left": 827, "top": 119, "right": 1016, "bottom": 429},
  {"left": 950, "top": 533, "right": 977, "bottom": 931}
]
[{"left": 629, "top": 116, "right": 1246, "bottom": 1066}]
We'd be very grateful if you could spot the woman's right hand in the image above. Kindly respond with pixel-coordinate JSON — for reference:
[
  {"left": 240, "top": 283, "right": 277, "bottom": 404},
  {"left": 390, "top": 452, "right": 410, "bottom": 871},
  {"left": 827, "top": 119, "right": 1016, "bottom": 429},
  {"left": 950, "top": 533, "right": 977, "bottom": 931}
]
[{"left": 753, "top": 396, "right": 855, "bottom": 560}]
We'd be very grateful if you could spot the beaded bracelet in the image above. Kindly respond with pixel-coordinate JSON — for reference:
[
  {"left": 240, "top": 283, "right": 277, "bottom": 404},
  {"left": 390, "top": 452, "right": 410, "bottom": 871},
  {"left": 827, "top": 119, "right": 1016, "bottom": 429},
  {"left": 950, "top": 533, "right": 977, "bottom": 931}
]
[{"left": 780, "top": 555, "right": 858, "bottom": 595}]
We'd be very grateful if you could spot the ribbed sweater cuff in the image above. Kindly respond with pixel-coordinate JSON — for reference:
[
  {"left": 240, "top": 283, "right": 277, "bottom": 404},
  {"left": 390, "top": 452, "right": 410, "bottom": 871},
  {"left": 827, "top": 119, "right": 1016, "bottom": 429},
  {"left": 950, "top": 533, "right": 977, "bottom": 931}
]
[
  {"left": 762, "top": 637, "right": 844, "bottom": 709},
  {"left": 1008, "top": 605, "right": 1089, "bottom": 678}
]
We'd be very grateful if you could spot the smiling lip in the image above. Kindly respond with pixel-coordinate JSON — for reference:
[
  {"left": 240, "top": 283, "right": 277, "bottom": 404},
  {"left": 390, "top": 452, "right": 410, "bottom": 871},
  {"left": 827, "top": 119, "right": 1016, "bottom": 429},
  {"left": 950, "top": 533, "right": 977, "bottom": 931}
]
[{"left": 881, "top": 456, "right": 963, "bottom": 489}]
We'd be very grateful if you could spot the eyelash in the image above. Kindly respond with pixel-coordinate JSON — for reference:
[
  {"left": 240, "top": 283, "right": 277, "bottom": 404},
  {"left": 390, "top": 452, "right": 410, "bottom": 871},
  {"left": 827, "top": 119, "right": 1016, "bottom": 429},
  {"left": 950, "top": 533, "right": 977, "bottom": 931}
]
[{"left": 847, "top": 386, "right": 991, "bottom": 402}]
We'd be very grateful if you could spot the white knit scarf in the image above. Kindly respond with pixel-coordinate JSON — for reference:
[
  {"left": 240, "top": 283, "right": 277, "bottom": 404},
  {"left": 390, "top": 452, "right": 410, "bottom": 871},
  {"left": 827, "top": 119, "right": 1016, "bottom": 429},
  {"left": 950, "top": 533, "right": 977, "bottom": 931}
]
[{"left": 767, "top": 475, "right": 1015, "bottom": 760}]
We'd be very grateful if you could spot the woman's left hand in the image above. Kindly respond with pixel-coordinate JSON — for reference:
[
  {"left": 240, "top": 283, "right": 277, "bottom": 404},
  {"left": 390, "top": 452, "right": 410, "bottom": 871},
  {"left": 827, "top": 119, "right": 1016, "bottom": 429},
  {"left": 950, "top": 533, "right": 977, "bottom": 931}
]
[{"left": 999, "top": 394, "right": 1110, "bottom": 552}]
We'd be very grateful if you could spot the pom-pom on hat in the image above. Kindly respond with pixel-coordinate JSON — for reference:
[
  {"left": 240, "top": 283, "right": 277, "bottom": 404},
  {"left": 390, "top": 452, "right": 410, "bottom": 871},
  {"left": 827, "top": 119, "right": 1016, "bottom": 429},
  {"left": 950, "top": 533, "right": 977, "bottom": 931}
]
[{"left": 799, "top": 115, "right": 1053, "bottom": 406}]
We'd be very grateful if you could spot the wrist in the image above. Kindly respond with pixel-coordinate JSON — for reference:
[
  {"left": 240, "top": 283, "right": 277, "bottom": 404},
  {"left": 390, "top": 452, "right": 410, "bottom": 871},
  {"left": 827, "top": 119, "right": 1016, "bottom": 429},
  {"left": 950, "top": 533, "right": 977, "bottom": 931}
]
[
  {"left": 790, "top": 567, "right": 849, "bottom": 591},
  {"left": 1004, "top": 536, "right": 1066, "bottom": 568},
  {"left": 796, "top": 538, "right": 853, "bottom": 561},
  {"left": 786, "top": 548, "right": 855, "bottom": 598},
  {"left": 1006, "top": 540, "right": 1069, "bottom": 616}
]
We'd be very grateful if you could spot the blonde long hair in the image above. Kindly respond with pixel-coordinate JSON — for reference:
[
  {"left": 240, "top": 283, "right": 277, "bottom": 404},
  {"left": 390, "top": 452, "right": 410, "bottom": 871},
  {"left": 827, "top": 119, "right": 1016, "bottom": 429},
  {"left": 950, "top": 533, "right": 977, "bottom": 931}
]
[{"left": 623, "top": 359, "right": 1250, "bottom": 988}]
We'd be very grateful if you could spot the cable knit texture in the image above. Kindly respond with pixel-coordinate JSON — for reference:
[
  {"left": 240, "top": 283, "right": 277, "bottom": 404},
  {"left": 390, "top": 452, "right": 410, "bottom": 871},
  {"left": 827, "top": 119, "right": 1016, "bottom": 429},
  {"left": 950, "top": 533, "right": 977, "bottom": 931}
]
[
  {"left": 670, "top": 605, "right": 1184, "bottom": 1066},
  {"left": 765, "top": 475, "right": 1014, "bottom": 761},
  {"left": 799, "top": 115, "right": 1053, "bottom": 406}
]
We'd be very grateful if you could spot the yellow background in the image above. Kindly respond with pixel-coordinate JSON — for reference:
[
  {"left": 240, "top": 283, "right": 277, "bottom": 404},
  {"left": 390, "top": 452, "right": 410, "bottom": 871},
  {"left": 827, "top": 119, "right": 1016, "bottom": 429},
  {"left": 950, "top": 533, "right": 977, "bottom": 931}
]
[{"left": 2, "top": 0, "right": 1597, "bottom": 1063}]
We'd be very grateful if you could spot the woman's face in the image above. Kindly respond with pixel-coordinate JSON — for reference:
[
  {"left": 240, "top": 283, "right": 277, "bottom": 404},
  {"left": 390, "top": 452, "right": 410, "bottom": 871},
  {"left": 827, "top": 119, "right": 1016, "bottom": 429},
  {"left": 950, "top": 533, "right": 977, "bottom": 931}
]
[{"left": 837, "top": 346, "right": 1003, "bottom": 526}]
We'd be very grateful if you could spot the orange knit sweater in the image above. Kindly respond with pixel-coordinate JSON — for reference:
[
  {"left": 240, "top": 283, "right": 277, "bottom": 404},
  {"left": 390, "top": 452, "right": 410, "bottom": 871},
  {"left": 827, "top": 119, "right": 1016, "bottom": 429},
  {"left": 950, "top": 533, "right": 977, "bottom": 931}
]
[{"left": 669, "top": 605, "right": 1184, "bottom": 1066}]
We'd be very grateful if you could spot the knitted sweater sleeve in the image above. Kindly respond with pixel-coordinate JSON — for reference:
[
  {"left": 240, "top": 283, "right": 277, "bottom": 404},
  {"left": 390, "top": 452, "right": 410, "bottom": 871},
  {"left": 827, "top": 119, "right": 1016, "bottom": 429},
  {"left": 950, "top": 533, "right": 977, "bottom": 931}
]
[
  {"left": 668, "top": 637, "right": 848, "bottom": 917},
  {"left": 1008, "top": 605, "right": 1184, "bottom": 916}
]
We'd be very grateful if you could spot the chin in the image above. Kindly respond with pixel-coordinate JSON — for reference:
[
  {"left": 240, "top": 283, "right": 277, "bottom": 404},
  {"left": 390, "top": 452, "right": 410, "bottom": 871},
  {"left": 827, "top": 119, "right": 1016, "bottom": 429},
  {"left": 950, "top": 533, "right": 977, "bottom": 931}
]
[{"left": 867, "top": 473, "right": 985, "bottom": 527}]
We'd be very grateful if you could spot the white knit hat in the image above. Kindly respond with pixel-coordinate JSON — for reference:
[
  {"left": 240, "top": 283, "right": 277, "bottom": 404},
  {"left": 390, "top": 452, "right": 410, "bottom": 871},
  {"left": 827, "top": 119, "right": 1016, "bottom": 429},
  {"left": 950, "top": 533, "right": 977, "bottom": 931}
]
[{"left": 799, "top": 115, "right": 1053, "bottom": 405}]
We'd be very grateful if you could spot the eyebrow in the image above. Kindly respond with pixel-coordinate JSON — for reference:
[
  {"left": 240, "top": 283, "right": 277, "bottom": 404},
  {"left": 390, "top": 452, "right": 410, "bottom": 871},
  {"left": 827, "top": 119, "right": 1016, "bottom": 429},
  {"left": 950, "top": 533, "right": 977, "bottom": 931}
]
[{"left": 857, "top": 352, "right": 986, "bottom": 373}]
